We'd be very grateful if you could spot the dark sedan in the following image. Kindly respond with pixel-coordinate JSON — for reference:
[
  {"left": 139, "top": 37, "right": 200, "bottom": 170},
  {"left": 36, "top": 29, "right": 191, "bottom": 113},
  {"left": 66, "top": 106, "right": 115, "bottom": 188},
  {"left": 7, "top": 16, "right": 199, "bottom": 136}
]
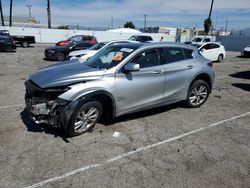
[
  {"left": 0, "top": 35, "right": 16, "bottom": 52},
  {"left": 44, "top": 42, "right": 94, "bottom": 61}
]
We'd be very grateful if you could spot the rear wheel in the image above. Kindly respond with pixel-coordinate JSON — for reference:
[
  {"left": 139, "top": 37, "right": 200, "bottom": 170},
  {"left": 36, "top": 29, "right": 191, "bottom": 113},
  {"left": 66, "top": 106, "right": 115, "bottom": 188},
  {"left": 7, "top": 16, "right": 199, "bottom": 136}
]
[
  {"left": 68, "top": 101, "right": 102, "bottom": 137},
  {"left": 217, "top": 54, "right": 224, "bottom": 62},
  {"left": 55, "top": 52, "right": 65, "bottom": 61},
  {"left": 21, "top": 41, "right": 29, "bottom": 48},
  {"left": 186, "top": 80, "right": 210, "bottom": 108}
]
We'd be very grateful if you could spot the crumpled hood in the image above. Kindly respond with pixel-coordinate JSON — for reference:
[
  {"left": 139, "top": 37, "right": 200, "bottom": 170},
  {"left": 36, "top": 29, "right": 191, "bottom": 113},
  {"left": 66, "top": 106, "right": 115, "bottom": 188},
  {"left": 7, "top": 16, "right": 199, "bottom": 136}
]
[{"left": 30, "top": 62, "right": 104, "bottom": 88}]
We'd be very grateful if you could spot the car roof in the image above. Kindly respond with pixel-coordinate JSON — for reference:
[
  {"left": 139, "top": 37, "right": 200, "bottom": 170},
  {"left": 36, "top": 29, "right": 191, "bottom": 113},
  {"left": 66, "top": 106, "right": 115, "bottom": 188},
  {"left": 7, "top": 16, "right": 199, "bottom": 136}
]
[
  {"left": 199, "top": 42, "right": 222, "bottom": 46},
  {"left": 110, "top": 42, "right": 196, "bottom": 51}
]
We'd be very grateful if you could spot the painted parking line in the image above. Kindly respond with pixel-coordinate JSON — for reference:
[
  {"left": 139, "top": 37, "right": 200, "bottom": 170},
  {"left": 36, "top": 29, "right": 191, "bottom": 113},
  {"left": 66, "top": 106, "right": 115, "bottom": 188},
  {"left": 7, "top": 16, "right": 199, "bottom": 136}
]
[
  {"left": 25, "top": 111, "right": 250, "bottom": 188},
  {"left": 0, "top": 104, "right": 24, "bottom": 109}
]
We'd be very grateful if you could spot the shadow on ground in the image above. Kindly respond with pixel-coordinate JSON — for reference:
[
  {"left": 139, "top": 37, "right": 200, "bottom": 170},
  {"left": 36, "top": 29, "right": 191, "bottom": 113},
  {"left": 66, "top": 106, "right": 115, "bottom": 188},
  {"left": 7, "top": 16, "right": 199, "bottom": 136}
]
[
  {"left": 229, "top": 71, "right": 250, "bottom": 80},
  {"left": 231, "top": 83, "right": 250, "bottom": 92},
  {"left": 236, "top": 55, "right": 250, "bottom": 59},
  {"left": 20, "top": 108, "right": 70, "bottom": 143},
  {"left": 229, "top": 71, "right": 250, "bottom": 92},
  {"left": 100, "top": 102, "right": 183, "bottom": 126}
]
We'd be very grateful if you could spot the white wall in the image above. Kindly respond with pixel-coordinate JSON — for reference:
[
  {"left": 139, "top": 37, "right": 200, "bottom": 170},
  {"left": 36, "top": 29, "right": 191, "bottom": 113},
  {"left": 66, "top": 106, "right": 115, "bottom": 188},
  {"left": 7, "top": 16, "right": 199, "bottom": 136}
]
[{"left": 0, "top": 26, "right": 176, "bottom": 43}]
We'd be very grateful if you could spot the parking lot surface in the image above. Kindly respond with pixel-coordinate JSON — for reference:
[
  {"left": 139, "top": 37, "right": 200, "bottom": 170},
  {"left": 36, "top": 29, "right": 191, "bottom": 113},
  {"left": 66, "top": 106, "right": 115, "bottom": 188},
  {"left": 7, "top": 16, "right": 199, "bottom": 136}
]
[{"left": 0, "top": 44, "right": 249, "bottom": 188}]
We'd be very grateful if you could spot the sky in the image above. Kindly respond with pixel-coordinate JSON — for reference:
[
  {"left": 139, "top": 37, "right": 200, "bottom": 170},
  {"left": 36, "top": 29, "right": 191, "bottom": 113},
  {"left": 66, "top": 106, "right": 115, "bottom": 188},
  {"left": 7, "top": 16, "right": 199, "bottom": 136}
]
[{"left": 1, "top": 0, "right": 250, "bottom": 30}]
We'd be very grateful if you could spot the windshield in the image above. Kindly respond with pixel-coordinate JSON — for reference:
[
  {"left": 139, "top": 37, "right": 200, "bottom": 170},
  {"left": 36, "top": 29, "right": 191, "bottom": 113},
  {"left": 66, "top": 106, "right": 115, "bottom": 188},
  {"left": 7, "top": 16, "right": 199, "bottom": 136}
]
[
  {"left": 85, "top": 45, "right": 137, "bottom": 70},
  {"left": 89, "top": 42, "right": 107, "bottom": 50},
  {"left": 192, "top": 38, "right": 202, "bottom": 42},
  {"left": 69, "top": 36, "right": 82, "bottom": 41}
]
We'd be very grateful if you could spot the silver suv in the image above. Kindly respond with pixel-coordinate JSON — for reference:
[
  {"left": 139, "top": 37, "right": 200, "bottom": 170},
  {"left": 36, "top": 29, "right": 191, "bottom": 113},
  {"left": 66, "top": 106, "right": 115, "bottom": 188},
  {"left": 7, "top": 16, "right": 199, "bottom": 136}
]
[{"left": 25, "top": 42, "right": 215, "bottom": 136}]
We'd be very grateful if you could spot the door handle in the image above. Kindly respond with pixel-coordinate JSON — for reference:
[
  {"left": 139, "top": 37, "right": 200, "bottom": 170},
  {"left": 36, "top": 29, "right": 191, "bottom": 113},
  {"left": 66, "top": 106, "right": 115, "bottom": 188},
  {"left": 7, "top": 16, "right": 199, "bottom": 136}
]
[
  {"left": 186, "top": 65, "right": 193, "bottom": 69},
  {"left": 152, "top": 70, "right": 163, "bottom": 74}
]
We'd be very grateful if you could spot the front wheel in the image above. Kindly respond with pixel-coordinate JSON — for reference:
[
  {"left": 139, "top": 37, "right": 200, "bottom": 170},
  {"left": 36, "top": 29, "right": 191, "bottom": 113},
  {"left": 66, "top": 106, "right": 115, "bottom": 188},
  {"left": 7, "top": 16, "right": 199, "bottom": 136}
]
[
  {"left": 4, "top": 46, "right": 14, "bottom": 52},
  {"left": 186, "top": 80, "right": 210, "bottom": 108},
  {"left": 68, "top": 101, "right": 102, "bottom": 137}
]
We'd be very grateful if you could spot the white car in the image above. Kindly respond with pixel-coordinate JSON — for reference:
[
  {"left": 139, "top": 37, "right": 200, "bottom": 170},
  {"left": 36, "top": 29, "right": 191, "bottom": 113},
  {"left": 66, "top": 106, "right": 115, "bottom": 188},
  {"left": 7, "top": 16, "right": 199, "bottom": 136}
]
[
  {"left": 185, "top": 37, "right": 211, "bottom": 45},
  {"left": 195, "top": 42, "right": 226, "bottom": 62},
  {"left": 68, "top": 40, "right": 138, "bottom": 63}
]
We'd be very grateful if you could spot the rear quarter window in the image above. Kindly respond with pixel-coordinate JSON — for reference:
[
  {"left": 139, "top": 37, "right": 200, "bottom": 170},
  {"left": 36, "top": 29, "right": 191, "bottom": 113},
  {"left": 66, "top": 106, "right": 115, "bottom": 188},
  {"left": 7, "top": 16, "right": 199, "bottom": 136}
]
[
  {"left": 183, "top": 48, "right": 193, "bottom": 59},
  {"left": 164, "top": 47, "right": 185, "bottom": 63}
]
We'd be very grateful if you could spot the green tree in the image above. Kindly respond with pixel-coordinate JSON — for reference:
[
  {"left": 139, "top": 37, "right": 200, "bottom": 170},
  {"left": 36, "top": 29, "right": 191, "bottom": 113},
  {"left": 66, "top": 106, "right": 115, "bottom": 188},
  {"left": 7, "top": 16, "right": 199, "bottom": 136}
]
[
  {"left": 204, "top": 18, "right": 212, "bottom": 34},
  {"left": 57, "top": 25, "right": 69, "bottom": 30},
  {"left": 124, "top": 21, "right": 135, "bottom": 29}
]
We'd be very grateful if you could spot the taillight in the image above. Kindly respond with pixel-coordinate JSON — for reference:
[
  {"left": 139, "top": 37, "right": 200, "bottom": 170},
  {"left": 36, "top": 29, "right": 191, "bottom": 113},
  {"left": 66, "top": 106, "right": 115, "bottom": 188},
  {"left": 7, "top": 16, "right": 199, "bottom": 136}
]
[
  {"left": 207, "top": 62, "right": 213, "bottom": 67},
  {"left": 89, "top": 37, "right": 97, "bottom": 44}
]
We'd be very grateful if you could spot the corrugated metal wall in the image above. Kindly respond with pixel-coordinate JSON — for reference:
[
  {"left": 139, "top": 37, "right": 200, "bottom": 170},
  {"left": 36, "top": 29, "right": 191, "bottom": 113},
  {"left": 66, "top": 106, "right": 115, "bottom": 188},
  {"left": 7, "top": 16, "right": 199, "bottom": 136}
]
[{"left": 216, "top": 36, "right": 250, "bottom": 51}]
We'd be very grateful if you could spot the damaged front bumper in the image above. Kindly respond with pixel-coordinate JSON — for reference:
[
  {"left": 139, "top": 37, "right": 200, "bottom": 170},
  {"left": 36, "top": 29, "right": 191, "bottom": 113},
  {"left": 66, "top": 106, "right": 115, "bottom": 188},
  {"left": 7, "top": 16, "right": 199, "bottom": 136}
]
[{"left": 25, "top": 80, "right": 69, "bottom": 126}]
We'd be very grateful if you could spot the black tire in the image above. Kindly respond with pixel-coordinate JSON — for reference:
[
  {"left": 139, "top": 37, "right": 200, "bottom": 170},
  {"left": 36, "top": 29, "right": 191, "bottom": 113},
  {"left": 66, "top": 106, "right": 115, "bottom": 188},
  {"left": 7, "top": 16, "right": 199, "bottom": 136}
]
[
  {"left": 21, "top": 41, "right": 29, "bottom": 48},
  {"left": 67, "top": 100, "right": 102, "bottom": 137},
  {"left": 217, "top": 54, "right": 224, "bottom": 62},
  {"left": 4, "top": 46, "right": 13, "bottom": 52},
  {"left": 186, "top": 80, "right": 210, "bottom": 108},
  {"left": 55, "top": 52, "right": 65, "bottom": 61}
]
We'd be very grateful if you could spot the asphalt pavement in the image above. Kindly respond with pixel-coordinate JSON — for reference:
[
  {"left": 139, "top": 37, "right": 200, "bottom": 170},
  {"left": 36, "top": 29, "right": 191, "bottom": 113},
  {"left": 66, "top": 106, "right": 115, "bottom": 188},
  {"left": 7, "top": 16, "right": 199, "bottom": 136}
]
[{"left": 0, "top": 44, "right": 249, "bottom": 188}]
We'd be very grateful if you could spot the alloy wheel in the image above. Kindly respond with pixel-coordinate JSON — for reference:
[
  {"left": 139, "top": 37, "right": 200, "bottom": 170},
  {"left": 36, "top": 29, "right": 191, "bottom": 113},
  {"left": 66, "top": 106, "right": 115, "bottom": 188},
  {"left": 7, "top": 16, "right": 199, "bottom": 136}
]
[
  {"left": 74, "top": 107, "right": 99, "bottom": 132},
  {"left": 189, "top": 85, "right": 208, "bottom": 106}
]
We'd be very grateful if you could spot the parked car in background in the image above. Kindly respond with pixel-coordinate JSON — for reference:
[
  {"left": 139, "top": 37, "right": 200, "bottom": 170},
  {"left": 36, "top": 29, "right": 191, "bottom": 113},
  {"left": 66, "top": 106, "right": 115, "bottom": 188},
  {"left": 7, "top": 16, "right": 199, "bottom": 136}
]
[
  {"left": 185, "top": 37, "right": 211, "bottom": 45},
  {"left": 0, "top": 30, "right": 35, "bottom": 47},
  {"left": 12, "top": 35, "right": 36, "bottom": 47},
  {"left": 45, "top": 42, "right": 94, "bottom": 61},
  {"left": 25, "top": 42, "right": 214, "bottom": 136},
  {"left": 0, "top": 35, "right": 16, "bottom": 52},
  {"left": 193, "top": 42, "right": 226, "bottom": 62},
  {"left": 56, "top": 35, "right": 97, "bottom": 46},
  {"left": 128, "top": 35, "right": 153, "bottom": 42},
  {"left": 241, "top": 45, "right": 250, "bottom": 57},
  {"left": 68, "top": 40, "right": 139, "bottom": 62}
]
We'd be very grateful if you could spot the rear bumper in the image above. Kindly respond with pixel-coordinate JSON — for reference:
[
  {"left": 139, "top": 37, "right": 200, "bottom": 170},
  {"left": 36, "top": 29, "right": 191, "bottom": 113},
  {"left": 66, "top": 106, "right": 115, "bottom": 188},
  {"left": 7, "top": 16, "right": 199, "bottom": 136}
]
[{"left": 243, "top": 51, "right": 250, "bottom": 57}]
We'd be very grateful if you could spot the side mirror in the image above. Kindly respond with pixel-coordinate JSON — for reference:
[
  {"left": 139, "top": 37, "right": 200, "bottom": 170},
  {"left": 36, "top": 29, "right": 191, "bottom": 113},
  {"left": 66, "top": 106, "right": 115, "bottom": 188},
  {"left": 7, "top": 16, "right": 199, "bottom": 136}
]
[{"left": 123, "top": 63, "right": 140, "bottom": 73}]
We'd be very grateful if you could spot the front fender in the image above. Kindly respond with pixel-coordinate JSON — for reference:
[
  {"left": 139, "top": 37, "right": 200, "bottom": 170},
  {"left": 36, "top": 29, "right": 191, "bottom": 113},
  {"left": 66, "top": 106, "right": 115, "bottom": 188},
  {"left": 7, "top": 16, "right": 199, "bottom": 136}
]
[{"left": 59, "top": 89, "right": 116, "bottom": 134}]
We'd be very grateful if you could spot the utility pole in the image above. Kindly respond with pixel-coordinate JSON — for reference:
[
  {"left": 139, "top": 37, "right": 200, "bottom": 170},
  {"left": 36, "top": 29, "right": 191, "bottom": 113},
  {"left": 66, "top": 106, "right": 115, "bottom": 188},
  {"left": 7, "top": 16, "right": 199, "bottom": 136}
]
[
  {"left": 27, "top": 5, "right": 32, "bottom": 19},
  {"left": 208, "top": 0, "right": 214, "bottom": 20},
  {"left": 111, "top": 15, "right": 113, "bottom": 29},
  {"left": 225, "top": 20, "right": 228, "bottom": 35},
  {"left": 144, "top": 14, "right": 147, "bottom": 32},
  {"left": 0, "top": 0, "right": 4, "bottom": 26},
  {"left": 9, "top": 0, "right": 13, "bottom": 26},
  {"left": 47, "top": 0, "right": 51, "bottom": 28}
]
